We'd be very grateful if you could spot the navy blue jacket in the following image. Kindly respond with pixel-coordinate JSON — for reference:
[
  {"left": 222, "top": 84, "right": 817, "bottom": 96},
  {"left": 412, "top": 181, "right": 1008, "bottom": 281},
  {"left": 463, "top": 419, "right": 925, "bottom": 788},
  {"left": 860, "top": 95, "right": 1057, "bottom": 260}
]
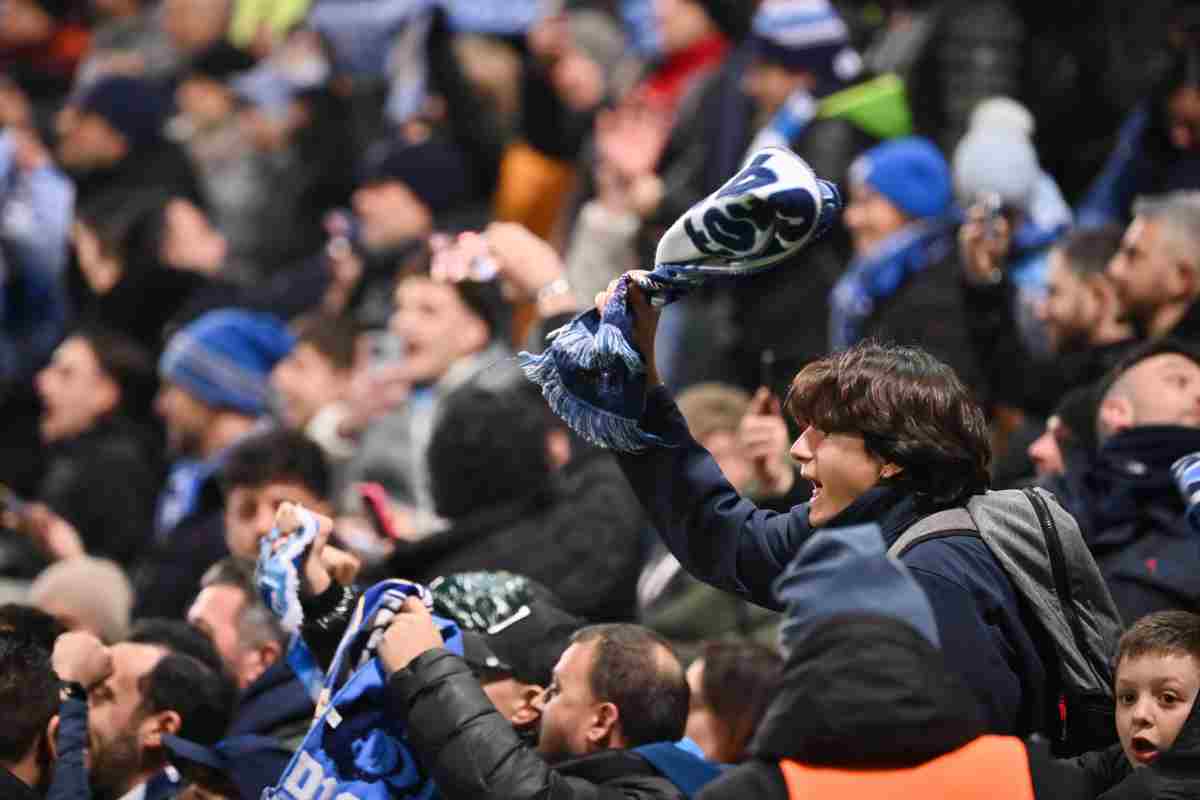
[
  {"left": 228, "top": 659, "right": 314, "bottom": 746},
  {"left": 1060, "top": 425, "right": 1200, "bottom": 624},
  {"left": 617, "top": 387, "right": 1049, "bottom": 735}
]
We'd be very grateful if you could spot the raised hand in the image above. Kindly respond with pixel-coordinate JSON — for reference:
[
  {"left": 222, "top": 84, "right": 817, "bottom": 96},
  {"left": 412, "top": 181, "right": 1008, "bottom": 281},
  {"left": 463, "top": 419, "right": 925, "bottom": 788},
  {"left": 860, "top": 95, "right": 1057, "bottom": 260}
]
[
  {"left": 53, "top": 631, "right": 113, "bottom": 689},
  {"left": 739, "top": 388, "right": 795, "bottom": 497}
]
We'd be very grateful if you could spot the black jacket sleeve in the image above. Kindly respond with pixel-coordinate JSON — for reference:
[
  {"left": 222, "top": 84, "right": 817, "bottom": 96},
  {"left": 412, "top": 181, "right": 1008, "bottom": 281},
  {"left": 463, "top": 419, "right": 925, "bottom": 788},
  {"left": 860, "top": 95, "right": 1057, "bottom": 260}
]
[
  {"left": 387, "top": 649, "right": 654, "bottom": 800},
  {"left": 298, "top": 583, "right": 358, "bottom": 672}
]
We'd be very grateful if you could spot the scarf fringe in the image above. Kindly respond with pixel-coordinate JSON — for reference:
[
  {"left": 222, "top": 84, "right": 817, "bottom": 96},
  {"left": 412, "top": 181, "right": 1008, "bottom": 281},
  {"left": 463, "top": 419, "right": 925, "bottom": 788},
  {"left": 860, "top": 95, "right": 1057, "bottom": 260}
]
[{"left": 518, "top": 347, "right": 670, "bottom": 453}]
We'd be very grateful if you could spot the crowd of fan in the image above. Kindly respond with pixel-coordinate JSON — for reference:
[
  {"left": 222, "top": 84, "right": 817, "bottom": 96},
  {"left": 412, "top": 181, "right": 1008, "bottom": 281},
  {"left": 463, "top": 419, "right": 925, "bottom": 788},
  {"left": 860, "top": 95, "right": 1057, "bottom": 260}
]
[{"left": 4, "top": 0, "right": 1200, "bottom": 797}]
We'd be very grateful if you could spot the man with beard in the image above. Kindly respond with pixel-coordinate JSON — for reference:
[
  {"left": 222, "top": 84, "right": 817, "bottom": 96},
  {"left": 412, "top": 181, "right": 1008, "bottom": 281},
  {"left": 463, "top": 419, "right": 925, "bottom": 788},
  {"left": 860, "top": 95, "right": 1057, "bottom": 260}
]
[
  {"left": 133, "top": 309, "right": 294, "bottom": 619},
  {"left": 0, "top": 631, "right": 62, "bottom": 798},
  {"left": 48, "top": 624, "right": 233, "bottom": 800},
  {"left": 1107, "top": 191, "right": 1200, "bottom": 345},
  {"left": 962, "top": 221, "right": 1137, "bottom": 419}
]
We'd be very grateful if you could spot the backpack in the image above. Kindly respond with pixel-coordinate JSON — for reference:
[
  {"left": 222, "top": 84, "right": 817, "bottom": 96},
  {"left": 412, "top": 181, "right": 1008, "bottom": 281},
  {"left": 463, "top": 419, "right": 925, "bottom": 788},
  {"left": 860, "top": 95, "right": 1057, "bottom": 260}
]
[{"left": 887, "top": 487, "right": 1122, "bottom": 756}]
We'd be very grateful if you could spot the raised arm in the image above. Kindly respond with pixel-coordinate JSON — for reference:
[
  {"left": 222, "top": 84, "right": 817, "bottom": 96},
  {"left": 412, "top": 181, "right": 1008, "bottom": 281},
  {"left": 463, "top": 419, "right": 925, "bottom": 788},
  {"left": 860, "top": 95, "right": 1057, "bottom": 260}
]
[{"left": 599, "top": 276, "right": 814, "bottom": 610}]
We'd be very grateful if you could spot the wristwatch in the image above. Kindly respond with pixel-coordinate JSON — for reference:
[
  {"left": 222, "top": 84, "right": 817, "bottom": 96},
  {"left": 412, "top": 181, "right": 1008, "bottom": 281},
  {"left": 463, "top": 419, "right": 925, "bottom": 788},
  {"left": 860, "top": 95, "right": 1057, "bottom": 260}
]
[{"left": 59, "top": 681, "right": 87, "bottom": 702}]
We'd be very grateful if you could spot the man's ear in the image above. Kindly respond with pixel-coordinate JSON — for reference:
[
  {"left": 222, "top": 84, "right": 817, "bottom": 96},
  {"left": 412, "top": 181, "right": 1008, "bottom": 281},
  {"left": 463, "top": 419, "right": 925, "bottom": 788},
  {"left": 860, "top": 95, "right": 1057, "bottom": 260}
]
[
  {"left": 587, "top": 702, "right": 621, "bottom": 749},
  {"left": 1098, "top": 394, "right": 1134, "bottom": 439},
  {"left": 141, "top": 710, "right": 182, "bottom": 748},
  {"left": 46, "top": 715, "right": 60, "bottom": 761},
  {"left": 879, "top": 463, "right": 903, "bottom": 480},
  {"left": 511, "top": 685, "right": 544, "bottom": 727}
]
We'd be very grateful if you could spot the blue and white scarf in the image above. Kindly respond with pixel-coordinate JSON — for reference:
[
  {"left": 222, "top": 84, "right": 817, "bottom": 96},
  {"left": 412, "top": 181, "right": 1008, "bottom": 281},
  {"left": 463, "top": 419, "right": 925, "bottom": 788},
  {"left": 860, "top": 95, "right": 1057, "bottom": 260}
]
[
  {"left": 264, "top": 579, "right": 462, "bottom": 800},
  {"left": 519, "top": 147, "right": 841, "bottom": 452},
  {"left": 828, "top": 219, "right": 954, "bottom": 350}
]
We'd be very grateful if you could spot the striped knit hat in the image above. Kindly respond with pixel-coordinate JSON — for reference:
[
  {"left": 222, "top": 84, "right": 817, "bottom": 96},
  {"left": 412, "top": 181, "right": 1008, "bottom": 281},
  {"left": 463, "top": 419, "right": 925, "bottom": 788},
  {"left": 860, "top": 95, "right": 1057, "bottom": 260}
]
[
  {"left": 749, "top": 0, "right": 861, "bottom": 89},
  {"left": 160, "top": 309, "right": 295, "bottom": 416}
]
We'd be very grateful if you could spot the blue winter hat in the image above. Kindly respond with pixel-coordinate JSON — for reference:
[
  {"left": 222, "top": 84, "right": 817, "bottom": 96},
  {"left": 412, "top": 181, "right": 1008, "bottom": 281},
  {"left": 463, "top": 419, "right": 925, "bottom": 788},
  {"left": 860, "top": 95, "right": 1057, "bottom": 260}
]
[
  {"left": 850, "top": 136, "right": 953, "bottom": 220},
  {"left": 160, "top": 309, "right": 295, "bottom": 416},
  {"left": 74, "top": 76, "right": 171, "bottom": 149},
  {"left": 164, "top": 734, "right": 291, "bottom": 800},
  {"left": 748, "top": 0, "right": 861, "bottom": 89},
  {"left": 774, "top": 523, "right": 940, "bottom": 653}
]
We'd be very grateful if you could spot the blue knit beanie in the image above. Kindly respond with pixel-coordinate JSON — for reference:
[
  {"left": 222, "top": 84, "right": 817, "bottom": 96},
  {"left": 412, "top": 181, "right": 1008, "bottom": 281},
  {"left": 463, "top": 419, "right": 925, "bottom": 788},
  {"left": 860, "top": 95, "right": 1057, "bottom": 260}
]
[
  {"left": 160, "top": 309, "right": 295, "bottom": 416},
  {"left": 74, "top": 76, "right": 171, "bottom": 150},
  {"left": 850, "top": 136, "right": 953, "bottom": 220}
]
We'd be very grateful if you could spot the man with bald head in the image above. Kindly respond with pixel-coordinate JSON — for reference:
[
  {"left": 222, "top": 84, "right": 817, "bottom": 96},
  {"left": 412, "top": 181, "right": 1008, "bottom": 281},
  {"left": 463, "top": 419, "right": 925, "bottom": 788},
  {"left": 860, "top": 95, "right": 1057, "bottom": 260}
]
[{"left": 1062, "top": 340, "right": 1200, "bottom": 622}]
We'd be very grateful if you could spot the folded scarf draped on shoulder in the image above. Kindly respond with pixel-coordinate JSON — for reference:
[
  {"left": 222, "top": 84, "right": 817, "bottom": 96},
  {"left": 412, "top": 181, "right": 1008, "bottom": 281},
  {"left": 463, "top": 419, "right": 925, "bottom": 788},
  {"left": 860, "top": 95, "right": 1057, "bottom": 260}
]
[{"left": 519, "top": 146, "right": 843, "bottom": 453}]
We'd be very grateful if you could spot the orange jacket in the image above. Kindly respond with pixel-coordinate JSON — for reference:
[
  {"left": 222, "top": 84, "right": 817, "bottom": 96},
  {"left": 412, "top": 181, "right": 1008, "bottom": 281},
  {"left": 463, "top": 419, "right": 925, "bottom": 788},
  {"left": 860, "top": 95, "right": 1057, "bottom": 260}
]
[{"left": 779, "top": 736, "right": 1034, "bottom": 800}]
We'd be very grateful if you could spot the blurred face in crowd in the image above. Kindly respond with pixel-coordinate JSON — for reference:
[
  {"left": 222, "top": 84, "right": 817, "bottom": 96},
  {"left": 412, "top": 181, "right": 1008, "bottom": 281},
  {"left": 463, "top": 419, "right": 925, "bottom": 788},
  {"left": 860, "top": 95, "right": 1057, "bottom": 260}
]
[
  {"left": 534, "top": 640, "right": 610, "bottom": 763},
  {"left": 271, "top": 343, "right": 352, "bottom": 429},
  {"left": 1100, "top": 353, "right": 1200, "bottom": 437},
  {"left": 654, "top": 0, "right": 715, "bottom": 55},
  {"left": 36, "top": 337, "right": 121, "bottom": 443},
  {"left": 87, "top": 642, "right": 168, "bottom": 798},
  {"left": 843, "top": 182, "right": 909, "bottom": 257},
  {"left": 0, "top": 0, "right": 55, "bottom": 48},
  {"left": 1108, "top": 217, "right": 1197, "bottom": 324},
  {"left": 742, "top": 59, "right": 812, "bottom": 121},
  {"left": 1027, "top": 416, "right": 1069, "bottom": 478},
  {"left": 389, "top": 276, "right": 489, "bottom": 384},
  {"left": 156, "top": 382, "right": 217, "bottom": 459},
  {"left": 224, "top": 480, "right": 327, "bottom": 560},
  {"left": 56, "top": 108, "right": 128, "bottom": 171},
  {"left": 1037, "top": 250, "right": 1100, "bottom": 352},
  {"left": 176, "top": 76, "right": 237, "bottom": 130},
  {"left": 162, "top": 0, "right": 230, "bottom": 56},
  {"left": 161, "top": 199, "right": 227, "bottom": 274},
  {"left": 699, "top": 430, "right": 753, "bottom": 493},
  {"left": 353, "top": 180, "right": 433, "bottom": 252},
  {"left": 187, "top": 584, "right": 277, "bottom": 690},
  {"left": 1168, "top": 86, "right": 1200, "bottom": 152},
  {"left": 791, "top": 427, "right": 897, "bottom": 527},
  {"left": 1116, "top": 652, "right": 1200, "bottom": 768}
]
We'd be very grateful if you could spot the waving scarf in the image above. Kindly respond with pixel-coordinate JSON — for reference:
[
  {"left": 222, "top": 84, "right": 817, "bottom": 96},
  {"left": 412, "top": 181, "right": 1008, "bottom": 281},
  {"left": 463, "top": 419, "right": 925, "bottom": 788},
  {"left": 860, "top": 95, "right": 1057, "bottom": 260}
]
[{"left": 519, "top": 146, "right": 841, "bottom": 452}]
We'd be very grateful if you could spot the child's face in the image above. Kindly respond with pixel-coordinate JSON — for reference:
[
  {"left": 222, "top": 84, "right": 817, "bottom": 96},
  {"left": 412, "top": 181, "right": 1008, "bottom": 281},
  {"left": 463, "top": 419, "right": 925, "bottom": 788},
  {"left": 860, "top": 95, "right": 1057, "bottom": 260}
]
[{"left": 1116, "top": 652, "right": 1200, "bottom": 767}]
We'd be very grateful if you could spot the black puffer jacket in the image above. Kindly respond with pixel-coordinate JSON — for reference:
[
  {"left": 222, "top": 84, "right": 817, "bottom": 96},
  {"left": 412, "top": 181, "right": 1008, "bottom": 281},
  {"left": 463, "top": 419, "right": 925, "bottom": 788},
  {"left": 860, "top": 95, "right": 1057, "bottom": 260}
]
[{"left": 386, "top": 649, "right": 685, "bottom": 800}]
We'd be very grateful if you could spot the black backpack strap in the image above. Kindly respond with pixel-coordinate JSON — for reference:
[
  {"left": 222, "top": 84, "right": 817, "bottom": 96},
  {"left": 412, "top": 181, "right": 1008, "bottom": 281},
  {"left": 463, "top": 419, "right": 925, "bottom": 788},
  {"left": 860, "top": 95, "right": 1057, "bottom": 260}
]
[
  {"left": 1023, "top": 488, "right": 1094, "bottom": 671},
  {"left": 887, "top": 508, "right": 979, "bottom": 558}
]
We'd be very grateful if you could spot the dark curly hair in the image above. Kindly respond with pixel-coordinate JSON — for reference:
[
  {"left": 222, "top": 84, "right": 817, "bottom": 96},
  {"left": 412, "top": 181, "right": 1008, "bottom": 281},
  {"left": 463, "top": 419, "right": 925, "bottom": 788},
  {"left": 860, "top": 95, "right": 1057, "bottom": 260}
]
[{"left": 785, "top": 342, "right": 991, "bottom": 508}]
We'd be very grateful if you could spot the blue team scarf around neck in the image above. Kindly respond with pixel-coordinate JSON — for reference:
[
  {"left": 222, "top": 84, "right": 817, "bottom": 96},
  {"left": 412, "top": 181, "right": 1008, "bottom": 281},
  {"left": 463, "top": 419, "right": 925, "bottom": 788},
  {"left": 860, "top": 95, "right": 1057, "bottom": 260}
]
[
  {"left": 828, "top": 219, "right": 955, "bottom": 350},
  {"left": 518, "top": 146, "right": 842, "bottom": 453}
]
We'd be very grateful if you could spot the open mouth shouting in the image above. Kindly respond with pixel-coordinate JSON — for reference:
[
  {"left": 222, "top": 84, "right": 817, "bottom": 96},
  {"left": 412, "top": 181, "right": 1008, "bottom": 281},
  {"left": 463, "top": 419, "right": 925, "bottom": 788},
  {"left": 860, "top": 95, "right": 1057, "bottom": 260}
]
[{"left": 1130, "top": 736, "right": 1160, "bottom": 765}]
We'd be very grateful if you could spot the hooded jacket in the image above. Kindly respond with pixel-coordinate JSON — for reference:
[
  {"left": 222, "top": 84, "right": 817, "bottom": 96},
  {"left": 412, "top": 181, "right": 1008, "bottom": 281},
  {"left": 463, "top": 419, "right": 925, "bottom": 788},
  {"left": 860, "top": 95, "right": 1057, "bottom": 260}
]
[
  {"left": 617, "top": 387, "right": 1047, "bottom": 736},
  {"left": 696, "top": 615, "right": 1094, "bottom": 800},
  {"left": 385, "top": 648, "right": 721, "bottom": 800},
  {"left": 1060, "top": 425, "right": 1200, "bottom": 623}
]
